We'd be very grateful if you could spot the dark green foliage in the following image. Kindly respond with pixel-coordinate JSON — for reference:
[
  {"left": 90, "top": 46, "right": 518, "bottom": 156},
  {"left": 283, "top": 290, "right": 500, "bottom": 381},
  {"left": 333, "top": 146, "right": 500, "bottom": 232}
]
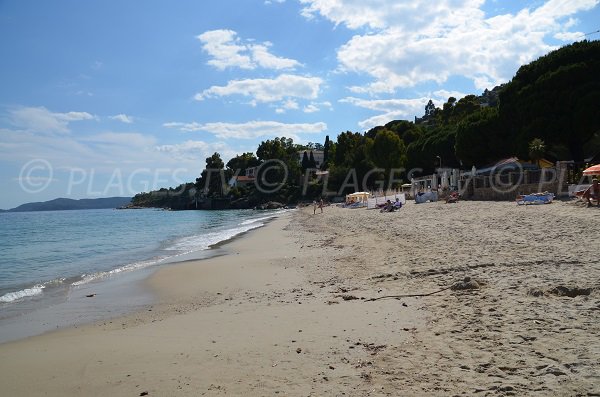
[
  {"left": 132, "top": 41, "right": 597, "bottom": 209},
  {"left": 226, "top": 152, "right": 259, "bottom": 175},
  {"left": 195, "top": 152, "right": 226, "bottom": 197},
  {"left": 301, "top": 151, "right": 310, "bottom": 170},
  {"left": 132, "top": 183, "right": 196, "bottom": 209},
  {"left": 322, "top": 135, "right": 331, "bottom": 170},
  {"left": 528, "top": 138, "right": 546, "bottom": 166},
  {"left": 499, "top": 40, "right": 600, "bottom": 161},
  {"left": 406, "top": 126, "right": 460, "bottom": 173},
  {"left": 308, "top": 151, "right": 317, "bottom": 169},
  {"left": 407, "top": 95, "right": 480, "bottom": 173},
  {"left": 455, "top": 107, "right": 511, "bottom": 167}
]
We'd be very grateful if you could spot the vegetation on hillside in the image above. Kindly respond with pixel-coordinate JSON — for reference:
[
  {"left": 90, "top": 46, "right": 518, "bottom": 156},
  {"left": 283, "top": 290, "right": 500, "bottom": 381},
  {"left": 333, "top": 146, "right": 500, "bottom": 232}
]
[{"left": 131, "top": 40, "right": 600, "bottom": 209}]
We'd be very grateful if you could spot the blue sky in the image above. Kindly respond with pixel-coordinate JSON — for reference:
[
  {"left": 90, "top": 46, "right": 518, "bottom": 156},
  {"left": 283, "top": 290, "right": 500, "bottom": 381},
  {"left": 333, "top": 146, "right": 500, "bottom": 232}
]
[{"left": 1, "top": 0, "right": 598, "bottom": 208}]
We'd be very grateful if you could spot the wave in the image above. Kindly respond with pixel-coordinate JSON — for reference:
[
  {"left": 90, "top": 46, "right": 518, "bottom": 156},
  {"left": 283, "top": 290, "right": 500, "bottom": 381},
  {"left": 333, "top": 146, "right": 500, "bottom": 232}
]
[
  {"left": 167, "top": 219, "right": 267, "bottom": 252},
  {"left": 239, "top": 214, "right": 279, "bottom": 226},
  {"left": 0, "top": 284, "right": 45, "bottom": 303},
  {"left": 1, "top": 209, "right": 291, "bottom": 302},
  {"left": 72, "top": 212, "right": 286, "bottom": 287},
  {"left": 71, "top": 258, "right": 160, "bottom": 287}
]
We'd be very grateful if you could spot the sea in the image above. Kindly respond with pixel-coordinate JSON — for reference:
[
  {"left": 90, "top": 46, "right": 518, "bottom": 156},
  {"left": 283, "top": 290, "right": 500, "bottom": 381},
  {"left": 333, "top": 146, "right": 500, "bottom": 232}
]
[{"left": 0, "top": 208, "right": 287, "bottom": 342}]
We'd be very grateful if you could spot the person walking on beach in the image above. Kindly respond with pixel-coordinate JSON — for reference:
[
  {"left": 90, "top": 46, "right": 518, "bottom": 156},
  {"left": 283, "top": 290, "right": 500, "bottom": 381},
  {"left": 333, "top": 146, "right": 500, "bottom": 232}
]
[
  {"left": 313, "top": 200, "right": 317, "bottom": 214},
  {"left": 319, "top": 198, "right": 324, "bottom": 213}
]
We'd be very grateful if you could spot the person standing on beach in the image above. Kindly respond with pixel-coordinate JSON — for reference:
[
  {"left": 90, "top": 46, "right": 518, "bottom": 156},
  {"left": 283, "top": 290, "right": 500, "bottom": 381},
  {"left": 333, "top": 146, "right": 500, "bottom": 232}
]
[
  {"left": 583, "top": 178, "right": 600, "bottom": 207},
  {"left": 313, "top": 200, "right": 317, "bottom": 214},
  {"left": 319, "top": 198, "right": 324, "bottom": 213}
]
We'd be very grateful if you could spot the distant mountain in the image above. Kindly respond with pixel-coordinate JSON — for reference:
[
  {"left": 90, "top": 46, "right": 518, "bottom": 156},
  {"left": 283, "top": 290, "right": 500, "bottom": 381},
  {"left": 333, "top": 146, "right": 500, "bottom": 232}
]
[{"left": 1, "top": 197, "right": 132, "bottom": 212}]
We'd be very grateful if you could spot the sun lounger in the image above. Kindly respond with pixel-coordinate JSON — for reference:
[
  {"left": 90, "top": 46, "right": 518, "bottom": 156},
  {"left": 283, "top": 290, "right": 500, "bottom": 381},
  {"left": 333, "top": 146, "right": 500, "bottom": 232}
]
[{"left": 516, "top": 192, "right": 554, "bottom": 205}]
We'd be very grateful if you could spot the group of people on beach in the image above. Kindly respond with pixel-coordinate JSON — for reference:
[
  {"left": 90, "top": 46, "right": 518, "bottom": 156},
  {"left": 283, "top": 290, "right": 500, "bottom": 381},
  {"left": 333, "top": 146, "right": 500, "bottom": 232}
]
[{"left": 380, "top": 198, "right": 402, "bottom": 213}]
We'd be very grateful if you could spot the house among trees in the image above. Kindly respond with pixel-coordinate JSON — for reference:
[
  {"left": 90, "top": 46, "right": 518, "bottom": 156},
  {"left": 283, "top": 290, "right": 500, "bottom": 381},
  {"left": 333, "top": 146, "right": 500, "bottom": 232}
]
[{"left": 228, "top": 166, "right": 257, "bottom": 188}]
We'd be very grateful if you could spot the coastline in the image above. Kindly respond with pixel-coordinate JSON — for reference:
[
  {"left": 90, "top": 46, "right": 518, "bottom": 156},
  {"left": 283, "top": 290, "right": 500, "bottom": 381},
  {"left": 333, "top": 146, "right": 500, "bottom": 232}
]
[
  {"left": 0, "top": 210, "right": 423, "bottom": 396},
  {"left": 0, "top": 201, "right": 598, "bottom": 395},
  {"left": 0, "top": 209, "right": 283, "bottom": 344}
]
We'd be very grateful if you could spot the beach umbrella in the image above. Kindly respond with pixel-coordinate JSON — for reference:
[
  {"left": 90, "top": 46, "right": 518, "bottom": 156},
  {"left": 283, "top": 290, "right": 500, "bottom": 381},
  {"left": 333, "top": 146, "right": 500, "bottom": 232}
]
[{"left": 583, "top": 164, "right": 600, "bottom": 175}]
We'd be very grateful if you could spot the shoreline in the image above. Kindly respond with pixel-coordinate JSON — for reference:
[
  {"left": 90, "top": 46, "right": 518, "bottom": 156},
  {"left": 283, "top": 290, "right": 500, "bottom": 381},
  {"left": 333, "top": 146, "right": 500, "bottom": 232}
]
[
  {"left": 0, "top": 209, "right": 424, "bottom": 396},
  {"left": 0, "top": 211, "right": 286, "bottom": 344},
  {"left": 0, "top": 201, "right": 598, "bottom": 395}
]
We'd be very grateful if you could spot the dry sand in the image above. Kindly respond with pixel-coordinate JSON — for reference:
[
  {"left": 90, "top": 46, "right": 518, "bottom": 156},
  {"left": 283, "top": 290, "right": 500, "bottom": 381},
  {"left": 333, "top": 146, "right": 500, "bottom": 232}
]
[{"left": 0, "top": 200, "right": 599, "bottom": 396}]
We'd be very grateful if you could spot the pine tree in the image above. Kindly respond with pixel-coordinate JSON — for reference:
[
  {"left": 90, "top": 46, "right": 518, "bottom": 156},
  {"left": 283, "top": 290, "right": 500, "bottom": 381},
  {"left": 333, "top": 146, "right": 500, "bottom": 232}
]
[
  {"left": 308, "top": 151, "right": 317, "bottom": 168},
  {"left": 301, "top": 151, "right": 310, "bottom": 171},
  {"left": 322, "top": 135, "right": 330, "bottom": 170}
]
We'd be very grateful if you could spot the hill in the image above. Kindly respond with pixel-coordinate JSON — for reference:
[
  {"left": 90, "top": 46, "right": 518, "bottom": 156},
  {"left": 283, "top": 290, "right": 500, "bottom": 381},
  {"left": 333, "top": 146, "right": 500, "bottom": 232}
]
[{"left": 1, "top": 197, "right": 132, "bottom": 212}]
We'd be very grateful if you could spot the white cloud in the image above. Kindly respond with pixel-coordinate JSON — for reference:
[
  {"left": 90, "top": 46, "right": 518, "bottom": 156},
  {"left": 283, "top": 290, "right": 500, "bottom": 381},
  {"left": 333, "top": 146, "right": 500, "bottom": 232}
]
[
  {"left": 275, "top": 99, "right": 300, "bottom": 113},
  {"left": 164, "top": 120, "right": 327, "bottom": 140},
  {"left": 303, "top": 104, "right": 319, "bottom": 113},
  {"left": 109, "top": 114, "right": 134, "bottom": 124},
  {"left": 155, "top": 140, "right": 237, "bottom": 162},
  {"left": 431, "top": 90, "right": 469, "bottom": 103},
  {"left": 0, "top": 121, "right": 245, "bottom": 200},
  {"left": 303, "top": 101, "right": 333, "bottom": 113},
  {"left": 341, "top": 89, "right": 469, "bottom": 129},
  {"left": 162, "top": 121, "right": 203, "bottom": 132},
  {"left": 250, "top": 43, "right": 300, "bottom": 70},
  {"left": 197, "top": 29, "right": 301, "bottom": 70},
  {"left": 81, "top": 132, "right": 156, "bottom": 149},
  {"left": 301, "top": 0, "right": 599, "bottom": 93},
  {"left": 9, "top": 106, "right": 95, "bottom": 134},
  {"left": 0, "top": 128, "right": 157, "bottom": 172},
  {"left": 340, "top": 97, "right": 427, "bottom": 129},
  {"left": 195, "top": 74, "right": 323, "bottom": 104},
  {"left": 553, "top": 31, "right": 585, "bottom": 41}
]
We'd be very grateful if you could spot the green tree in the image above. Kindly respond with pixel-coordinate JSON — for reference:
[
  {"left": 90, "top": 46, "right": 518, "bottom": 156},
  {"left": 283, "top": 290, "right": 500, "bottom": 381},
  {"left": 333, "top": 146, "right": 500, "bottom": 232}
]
[
  {"left": 455, "top": 107, "right": 510, "bottom": 167},
  {"left": 334, "top": 131, "right": 364, "bottom": 167},
  {"left": 226, "top": 152, "right": 259, "bottom": 176},
  {"left": 196, "top": 152, "right": 226, "bottom": 197},
  {"left": 322, "top": 135, "right": 331, "bottom": 170},
  {"left": 499, "top": 40, "right": 600, "bottom": 161},
  {"left": 254, "top": 137, "right": 302, "bottom": 203},
  {"left": 371, "top": 130, "right": 406, "bottom": 169},
  {"left": 301, "top": 151, "right": 310, "bottom": 171},
  {"left": 528, "top": 138, "right": 546, "bottom": 167},
  {"left": 308, "top": 151, "right": 317, "bottom": 168},
  {"left": 369, "top": 129, "right": 407, "bottom": 188},
  {"left": 406, "top": 124, "right": 460, "bottom": 174}
]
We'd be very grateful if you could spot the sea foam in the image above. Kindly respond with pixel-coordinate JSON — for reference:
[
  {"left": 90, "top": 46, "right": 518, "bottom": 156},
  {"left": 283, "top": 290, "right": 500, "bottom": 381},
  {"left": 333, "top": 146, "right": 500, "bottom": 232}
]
[{"left": 0, "top": 284, "right": 45, "bottom": 303}]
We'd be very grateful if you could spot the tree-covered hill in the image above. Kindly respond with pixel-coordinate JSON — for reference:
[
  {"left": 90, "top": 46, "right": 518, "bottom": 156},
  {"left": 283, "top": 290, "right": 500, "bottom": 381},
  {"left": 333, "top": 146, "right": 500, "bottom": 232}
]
[{"left": 131, "top": 40, "right": 600, "bottom": 209}]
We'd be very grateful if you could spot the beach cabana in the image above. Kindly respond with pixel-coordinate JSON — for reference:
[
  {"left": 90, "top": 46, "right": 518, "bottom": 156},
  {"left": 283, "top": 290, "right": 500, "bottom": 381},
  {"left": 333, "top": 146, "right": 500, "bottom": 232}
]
[{"left": 345, "top": 191, "right": 371, "bottom": 204}]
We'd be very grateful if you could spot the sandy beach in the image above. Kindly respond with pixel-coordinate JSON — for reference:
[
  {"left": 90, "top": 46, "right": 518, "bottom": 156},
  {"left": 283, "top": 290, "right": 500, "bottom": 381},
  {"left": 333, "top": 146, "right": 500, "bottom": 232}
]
[{"left": 1, "top": 200, "right": 599, "bottom": 396}]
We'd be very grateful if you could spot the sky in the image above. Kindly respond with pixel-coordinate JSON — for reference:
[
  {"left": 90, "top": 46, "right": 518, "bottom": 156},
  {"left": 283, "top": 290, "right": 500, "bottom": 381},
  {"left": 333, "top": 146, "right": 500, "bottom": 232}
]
[{"left": 0, "top": 0, "right": 599, "bottom": 209}]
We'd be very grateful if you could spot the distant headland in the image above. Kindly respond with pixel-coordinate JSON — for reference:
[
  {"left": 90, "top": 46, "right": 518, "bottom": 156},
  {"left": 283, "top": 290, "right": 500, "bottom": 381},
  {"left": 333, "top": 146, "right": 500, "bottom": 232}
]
[{"left": 0, "top": 197, "right": 132, "bottom": 213}]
